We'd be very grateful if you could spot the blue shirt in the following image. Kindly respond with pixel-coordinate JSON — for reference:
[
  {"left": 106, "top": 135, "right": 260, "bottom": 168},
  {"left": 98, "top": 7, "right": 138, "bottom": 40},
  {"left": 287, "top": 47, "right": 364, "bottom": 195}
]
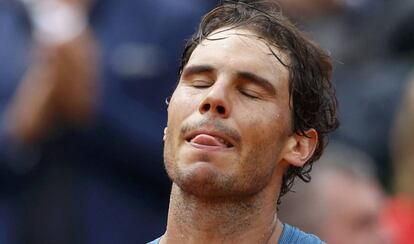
[
  {"left": 278, "top": 224, "right": 325, "bottom": 244},
  {"left": 147, "top": 223, "right": 325, "bottom": 244}
]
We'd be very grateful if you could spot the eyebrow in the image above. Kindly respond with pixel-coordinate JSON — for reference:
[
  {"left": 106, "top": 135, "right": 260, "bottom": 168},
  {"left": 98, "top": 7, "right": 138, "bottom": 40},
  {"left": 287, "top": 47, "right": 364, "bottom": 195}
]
[
  {"left": 237, "top": 71, "right": 276, "bottom": 96},
  {"left": 182, "top": 65, "right": 276, "bottom": 96},
  {"left": 182, "top": 65, "right": 215, "bottom": 77}
]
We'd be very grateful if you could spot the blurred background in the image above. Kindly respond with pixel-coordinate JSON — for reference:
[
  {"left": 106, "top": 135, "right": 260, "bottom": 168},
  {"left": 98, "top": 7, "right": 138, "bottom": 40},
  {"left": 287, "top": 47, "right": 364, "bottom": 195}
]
[{"left": 0, "top": 0, "right": 413, "bottom": 243}]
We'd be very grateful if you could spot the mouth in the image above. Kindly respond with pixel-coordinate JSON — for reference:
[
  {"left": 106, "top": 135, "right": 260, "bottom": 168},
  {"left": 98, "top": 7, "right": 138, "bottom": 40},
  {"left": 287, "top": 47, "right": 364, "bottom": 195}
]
[{"left": 185, "top": 130, "right": 235, "bottom": 149}]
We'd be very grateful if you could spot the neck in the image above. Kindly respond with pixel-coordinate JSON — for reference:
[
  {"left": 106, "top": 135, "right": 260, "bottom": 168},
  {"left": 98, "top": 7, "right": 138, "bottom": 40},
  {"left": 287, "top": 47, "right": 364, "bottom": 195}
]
[{"left": 161, "top": 184, "right": 283, "bottom": 244}]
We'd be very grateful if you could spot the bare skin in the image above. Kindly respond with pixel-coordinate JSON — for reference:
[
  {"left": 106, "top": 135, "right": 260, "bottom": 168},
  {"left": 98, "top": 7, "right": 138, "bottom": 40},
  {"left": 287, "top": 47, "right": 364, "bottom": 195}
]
[
  {"left": 161, "top": 28, "right": 318, "bottom": 244},
  {"left": 161, "top": 178, "right": 284, "bottom": 244}
]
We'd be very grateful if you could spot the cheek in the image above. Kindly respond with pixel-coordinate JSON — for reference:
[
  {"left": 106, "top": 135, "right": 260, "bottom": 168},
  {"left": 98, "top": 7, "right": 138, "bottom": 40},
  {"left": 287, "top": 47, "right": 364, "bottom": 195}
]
[
  {"left": 241, "top": 104, "right": 290, "bottom": 142},
  {"left": 168, "top": 87, "right": 201, "bottom": 117},
  {"left": 249, "top": 126, "right": 284, "bottom": 163},
  {"left": 168, "top": 90, "right": 193, "bottom": 127},
  {"left": 238, "top": 106, "right": 291, "bottom": 161},
  {"left": 166, "top": 87, "right": 203, "bottom": 151}
]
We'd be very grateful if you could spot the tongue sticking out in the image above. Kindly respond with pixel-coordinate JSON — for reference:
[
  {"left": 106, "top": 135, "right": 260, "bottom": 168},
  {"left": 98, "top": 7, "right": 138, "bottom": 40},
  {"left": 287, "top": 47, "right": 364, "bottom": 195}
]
[{"left": 190, "top": 134, "right": 229, "bottom": 148}]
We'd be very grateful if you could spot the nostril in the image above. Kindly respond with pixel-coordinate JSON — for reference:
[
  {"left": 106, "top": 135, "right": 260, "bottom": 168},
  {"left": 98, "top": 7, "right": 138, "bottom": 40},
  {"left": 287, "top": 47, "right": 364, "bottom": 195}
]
[
  {"left": 202, "top": 103, "right": 211, "bottom": 112},
  {"left": 217, "top": 105, "right": 225, "bottom": 114}
]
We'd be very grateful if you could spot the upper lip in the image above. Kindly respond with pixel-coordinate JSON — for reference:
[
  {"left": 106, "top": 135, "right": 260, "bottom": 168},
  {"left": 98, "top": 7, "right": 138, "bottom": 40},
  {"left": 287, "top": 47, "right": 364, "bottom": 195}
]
[{"left": 184, "top": 129, "right": 235, "bottom": 148}]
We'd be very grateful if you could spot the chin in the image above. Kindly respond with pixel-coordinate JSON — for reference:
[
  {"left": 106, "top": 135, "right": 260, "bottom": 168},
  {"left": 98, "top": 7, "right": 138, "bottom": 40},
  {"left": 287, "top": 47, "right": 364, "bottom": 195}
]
[
  {"left": 171, "top": 162, "right": 238, "bottom": 198},
  {"left": 172, "top": 162, "right": 269, "bottom": 200}
]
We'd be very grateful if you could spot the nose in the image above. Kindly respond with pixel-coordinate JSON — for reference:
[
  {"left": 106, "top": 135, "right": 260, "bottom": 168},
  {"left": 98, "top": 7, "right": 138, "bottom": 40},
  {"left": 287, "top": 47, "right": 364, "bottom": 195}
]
[{"left": 198, "top": 83, "right": 231, "bottom": 118}]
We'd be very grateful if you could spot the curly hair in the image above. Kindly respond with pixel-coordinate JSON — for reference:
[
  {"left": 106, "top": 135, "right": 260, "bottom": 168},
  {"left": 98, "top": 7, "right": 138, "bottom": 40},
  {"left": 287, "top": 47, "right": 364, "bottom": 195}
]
[{"left": 178, "top": 0, "right": 339, "bottom": 201}]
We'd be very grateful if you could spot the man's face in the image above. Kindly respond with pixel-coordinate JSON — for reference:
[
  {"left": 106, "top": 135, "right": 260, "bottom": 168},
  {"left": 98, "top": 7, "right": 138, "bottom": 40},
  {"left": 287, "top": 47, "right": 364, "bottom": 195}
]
[
  {"left": 164, "top": 28, "right": 293, "bottom": 199},
  {"left": 321, "top": 175, "right": 390, "bottom": 244}
]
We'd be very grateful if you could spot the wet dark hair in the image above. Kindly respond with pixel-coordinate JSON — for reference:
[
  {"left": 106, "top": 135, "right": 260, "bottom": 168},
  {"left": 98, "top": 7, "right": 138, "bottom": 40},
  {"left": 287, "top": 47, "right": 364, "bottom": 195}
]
[{"left": 178, "top": 0, "right": 339, "bottom": 201}]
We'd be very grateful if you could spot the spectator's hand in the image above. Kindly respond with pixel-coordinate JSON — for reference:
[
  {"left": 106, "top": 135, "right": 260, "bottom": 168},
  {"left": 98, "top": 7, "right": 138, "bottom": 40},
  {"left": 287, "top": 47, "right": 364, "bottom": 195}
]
[
  {"left": 5, "top": 0, "right": 99, "bottom": 145},
  {"left": 48, "top": 29, "right": 99, "bottom": 126}
]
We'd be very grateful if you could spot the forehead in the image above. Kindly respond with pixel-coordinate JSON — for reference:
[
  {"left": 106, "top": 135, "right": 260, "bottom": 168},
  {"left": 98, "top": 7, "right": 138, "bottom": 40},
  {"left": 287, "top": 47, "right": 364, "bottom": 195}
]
[{"left": 187, "top": 28, "right": 289, "bottom": 84}]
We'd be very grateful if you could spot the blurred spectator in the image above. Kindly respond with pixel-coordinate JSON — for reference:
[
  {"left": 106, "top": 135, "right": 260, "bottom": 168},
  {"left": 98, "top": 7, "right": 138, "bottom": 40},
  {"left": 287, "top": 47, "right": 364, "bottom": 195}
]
[
  {"left": 391, "top": 72, "right": 414, "bottom": 198},
  {"left": 279, "top": 142, "right": 391, "bottom": 244},
  {"left": 382, "top": 72, "right": 414, "bottom": 244},
  {"left": 0, "top": 0, "right": 215, "bottom": 243}
]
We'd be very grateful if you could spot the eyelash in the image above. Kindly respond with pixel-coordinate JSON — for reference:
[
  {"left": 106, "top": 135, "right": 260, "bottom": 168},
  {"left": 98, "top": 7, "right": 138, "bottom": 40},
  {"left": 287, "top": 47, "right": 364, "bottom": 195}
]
[
  {"left": 240, "top": 90, "right": 259, "bottom": 99},
  {"left": 192, "top": 80, "right": 211, "bottom": 88},
  {"left": 190, "top": 80, "right": 260, "bottom": 100}
]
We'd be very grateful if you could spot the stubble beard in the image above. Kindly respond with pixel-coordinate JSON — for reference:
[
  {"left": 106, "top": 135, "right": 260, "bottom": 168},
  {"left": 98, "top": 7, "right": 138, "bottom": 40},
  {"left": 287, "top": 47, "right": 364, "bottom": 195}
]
[{"left": 163, "top": 136, "right": 275, "bottom": 201}]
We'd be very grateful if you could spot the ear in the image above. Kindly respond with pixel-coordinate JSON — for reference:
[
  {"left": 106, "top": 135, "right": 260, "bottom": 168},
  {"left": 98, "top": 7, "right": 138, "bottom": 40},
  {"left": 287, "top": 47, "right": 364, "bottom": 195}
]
[
  {"left": 163, "top": 127, "right": 168, "bottom": 141},
  {"left": 281, "top": 129, "right": 318, "bottom": 167}
]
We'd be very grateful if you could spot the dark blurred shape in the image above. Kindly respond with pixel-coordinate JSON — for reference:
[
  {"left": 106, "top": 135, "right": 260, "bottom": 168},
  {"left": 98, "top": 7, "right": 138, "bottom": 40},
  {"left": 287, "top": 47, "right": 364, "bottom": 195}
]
[
  {"left": 388, "top": 7, "right": 414, "bottom": 58},
  {"left": 275, "top": 0, "right": 341, "bottom": 20}
]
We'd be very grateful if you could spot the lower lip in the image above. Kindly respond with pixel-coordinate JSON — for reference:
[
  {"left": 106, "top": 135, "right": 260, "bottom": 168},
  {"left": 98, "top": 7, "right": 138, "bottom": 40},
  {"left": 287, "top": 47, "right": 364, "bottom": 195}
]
[{"left": 186, "top": 141, "right": 234, "bottom": 152}]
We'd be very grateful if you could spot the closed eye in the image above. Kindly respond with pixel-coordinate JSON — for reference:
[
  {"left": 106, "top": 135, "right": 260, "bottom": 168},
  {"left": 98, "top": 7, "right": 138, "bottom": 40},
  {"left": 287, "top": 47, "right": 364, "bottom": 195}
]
[
  {"left": 192, "top": 80, "right": 212, "bottom": 88},
  {"left": 240, "top": 89, "right": 260, "bottom": 99}
]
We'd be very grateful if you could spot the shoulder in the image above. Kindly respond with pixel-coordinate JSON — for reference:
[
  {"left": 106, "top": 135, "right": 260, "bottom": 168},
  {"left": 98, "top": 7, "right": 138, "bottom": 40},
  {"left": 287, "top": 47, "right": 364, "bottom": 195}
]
[
  {"left": 146, "top": 224, "right": 324, "bottom": 244},
  {"left": 278, "top": 224, "right": 325, "bottom": 244}
]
